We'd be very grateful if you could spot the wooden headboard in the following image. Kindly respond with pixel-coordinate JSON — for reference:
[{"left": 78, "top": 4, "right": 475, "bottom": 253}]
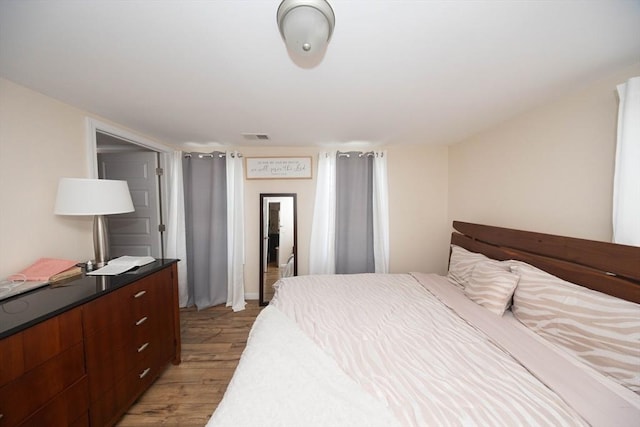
[{"left": 451, "top": 221, "right": 640, "bottom": 304}]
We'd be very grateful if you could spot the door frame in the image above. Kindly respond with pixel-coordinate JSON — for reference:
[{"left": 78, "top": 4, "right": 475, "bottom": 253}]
[
  {"left": 85, "top": 118, "right": 172, "bottom": 178},
  {"left": 85, "top": 118, "right": 174, "bottom": 259}
]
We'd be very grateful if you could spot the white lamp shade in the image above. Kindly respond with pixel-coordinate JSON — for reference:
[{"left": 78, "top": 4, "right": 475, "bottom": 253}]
[{"left": 54, "top": 178, "right": 134, "bottom": 216}]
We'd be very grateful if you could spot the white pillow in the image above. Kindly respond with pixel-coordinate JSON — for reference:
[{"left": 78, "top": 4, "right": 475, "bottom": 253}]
[
  {"left": 512, "top": 262, "right": 640, "bottom": 393},
  {"left": 447, "top": 245, "right": 490, "bottom": 289},
  {"left": 464, "top": 261, "right": 519, "bottom": 316}
]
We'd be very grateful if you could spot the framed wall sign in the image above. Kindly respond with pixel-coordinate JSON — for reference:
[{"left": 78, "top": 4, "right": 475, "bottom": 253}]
[{"left": 245, "top": 157, "right": 312, "bottom": 180}]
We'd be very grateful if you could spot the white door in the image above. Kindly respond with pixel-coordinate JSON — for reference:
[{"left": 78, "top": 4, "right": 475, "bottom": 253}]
[{"left": 98, "top": 151, "right": 163, "bottom": 258}]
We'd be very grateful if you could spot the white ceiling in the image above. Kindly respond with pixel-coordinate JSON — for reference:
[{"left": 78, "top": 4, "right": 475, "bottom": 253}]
[{"left": 1, "top": 1, "right": 639, "bottom": 149}]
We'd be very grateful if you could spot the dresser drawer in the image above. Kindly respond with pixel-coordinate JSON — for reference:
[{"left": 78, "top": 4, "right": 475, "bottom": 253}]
[
  {"left": 0, "top": 308, "right": 83, "bottom": 386},
  {"left": 17, "top": 376, "right": 89, "bottom": 427},
  {"left": 88, "top": 349, "right": 159, "bottom": 427},
  {"left": 0, "top": 333, "right": 23, "bottom": 387},
  {"left": 86, "top": 322, "right": 157, "bottom": 399},
  {"left": 123, "top": 354, "right": 161, "bottom": 406},
  {"left": 83, "top": 271, "right": 168, "bottom": 334},
  {"left": 0, "top": 343, "right": 85, "bottom": 427},
  {"left": 85, "top": 300, "right": 172, "bottom": 396},
  {"left": 83, "top": 281, "right": 147, "bottom": 334}
]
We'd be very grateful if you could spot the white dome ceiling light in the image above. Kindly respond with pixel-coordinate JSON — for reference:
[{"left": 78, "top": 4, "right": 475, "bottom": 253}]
[{"left": 277, "top": 0, "right": 335, "bottom": 68}]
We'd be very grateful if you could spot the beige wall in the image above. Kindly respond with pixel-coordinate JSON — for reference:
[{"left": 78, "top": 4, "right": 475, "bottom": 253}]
[
  {"left": 0, "top": 78, "right": 168, "bottom": 279},
  {"left": 448, "top": 63, "right": 640, "bottom": 242},
  {"left": 387, "top": 145, "right": 450, "bottom": 274},
  {"left": 0, "top": 78, "right": 92, "bottom": 278}
]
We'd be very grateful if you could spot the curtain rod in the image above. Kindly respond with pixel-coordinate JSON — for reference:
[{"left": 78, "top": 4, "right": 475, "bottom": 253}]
[
  {"left": 183, "top": 152, "right": 243, "bottom": 159},
  {"left": 337, "top": 151, "right": 380, "bottom": 158}
]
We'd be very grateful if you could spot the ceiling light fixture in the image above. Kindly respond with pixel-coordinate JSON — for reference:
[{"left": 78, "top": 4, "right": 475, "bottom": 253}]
[{"left": 277, "top": 0, "right": 335, "bottom": 67}]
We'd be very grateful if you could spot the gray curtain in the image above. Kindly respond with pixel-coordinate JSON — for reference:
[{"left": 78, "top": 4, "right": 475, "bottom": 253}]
[
  {"left": 182, "top": 152, "right": 228, "bottom": 309},
  {"left": 335, "top": 152, "right": 375, "bottom": 274}
]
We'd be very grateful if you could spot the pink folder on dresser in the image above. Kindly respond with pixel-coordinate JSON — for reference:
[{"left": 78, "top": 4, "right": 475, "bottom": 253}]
[{"left": 9, "top": 258, "right": 78, "bottom": 281}]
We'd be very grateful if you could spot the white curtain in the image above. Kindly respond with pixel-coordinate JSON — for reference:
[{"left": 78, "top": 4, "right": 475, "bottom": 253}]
[
  {"left": 372, "top": 151, "right": 389, "bottom": 273},
  {"left": 163, "top": 151, "right": 188, "bottom": 307},
  {"left": 309, "top": 151, "right": 337, "bottom": 274},
  {"left": 613, "top": 77, "right": 640, "bottom": 246},
  {"left": 226, "top": 151, "right": 246, "bottom": 311}
]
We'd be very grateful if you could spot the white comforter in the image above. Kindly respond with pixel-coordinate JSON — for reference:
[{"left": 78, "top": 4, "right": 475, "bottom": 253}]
[
  {"left": 209, "top": 273, "right": 640, "bottom": 426},
  {"left": 207, "top": 304, "right": 402, "bottom": 427}
]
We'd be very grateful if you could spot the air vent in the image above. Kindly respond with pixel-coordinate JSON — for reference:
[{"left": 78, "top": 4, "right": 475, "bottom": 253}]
[{"left": 242, "top": 133, "right": 270, "bottom": 141}]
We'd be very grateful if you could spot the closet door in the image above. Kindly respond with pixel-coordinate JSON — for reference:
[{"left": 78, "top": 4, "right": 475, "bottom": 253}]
[{"left": 98, "top": 151, "right": 162, "bottom": 258}]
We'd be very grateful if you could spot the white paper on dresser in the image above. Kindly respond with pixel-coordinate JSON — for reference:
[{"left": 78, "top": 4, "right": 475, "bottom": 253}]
[{"left": 86, "top": 256, "right": 155, "bottom": 276}]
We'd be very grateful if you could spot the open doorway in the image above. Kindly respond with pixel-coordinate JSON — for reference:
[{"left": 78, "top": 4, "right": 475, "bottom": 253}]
[{"left": 87, "top": 119, "right": 170, "bottom": 259}]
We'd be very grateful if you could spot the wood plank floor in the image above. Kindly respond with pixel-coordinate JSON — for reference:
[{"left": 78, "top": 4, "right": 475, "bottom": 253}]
[
  {"left": 263, "top": 262, "right": 280, "bottom": 302},
  {"left": 117, "top": 301, "right": 263, "bottom": 426}
]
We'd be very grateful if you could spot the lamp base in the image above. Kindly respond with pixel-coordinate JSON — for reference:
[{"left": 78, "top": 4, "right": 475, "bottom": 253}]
[{"left": 93, "top": 215, "right": 110, "bottom": 268}]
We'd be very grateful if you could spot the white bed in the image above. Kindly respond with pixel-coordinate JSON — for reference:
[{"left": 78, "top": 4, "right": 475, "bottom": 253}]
[{"left": 208, "top": 222, "right": 640, "bottom": 427}]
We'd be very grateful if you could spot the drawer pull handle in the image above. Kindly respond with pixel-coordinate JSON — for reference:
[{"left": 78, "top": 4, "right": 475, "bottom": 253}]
[
  {"left": 135, "top": 316, "right": 148, "bottom": 326},
  {"left": 137, "top": 342, "right": 149, "bottom": 353},
  {"left": 139, "top": 367, "right": 151, "bottom": 379},
  {"left": 133, "top": 290, "right": 147, "bottom": 298}
]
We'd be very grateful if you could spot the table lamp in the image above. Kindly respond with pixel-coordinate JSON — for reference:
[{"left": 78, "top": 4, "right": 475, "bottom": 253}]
[{"left": 54, "top": 178, "right": 135, "bottom": 267}]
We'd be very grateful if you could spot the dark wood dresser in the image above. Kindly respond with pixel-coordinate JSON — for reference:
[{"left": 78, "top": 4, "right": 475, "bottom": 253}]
[{"left": 0, "top": 260, "right": 181, "bottom": 427}]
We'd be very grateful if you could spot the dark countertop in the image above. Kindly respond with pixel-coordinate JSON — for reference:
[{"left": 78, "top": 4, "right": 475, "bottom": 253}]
[{"left": 0, "top": 259, "right": 178, "bottom": 339}]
